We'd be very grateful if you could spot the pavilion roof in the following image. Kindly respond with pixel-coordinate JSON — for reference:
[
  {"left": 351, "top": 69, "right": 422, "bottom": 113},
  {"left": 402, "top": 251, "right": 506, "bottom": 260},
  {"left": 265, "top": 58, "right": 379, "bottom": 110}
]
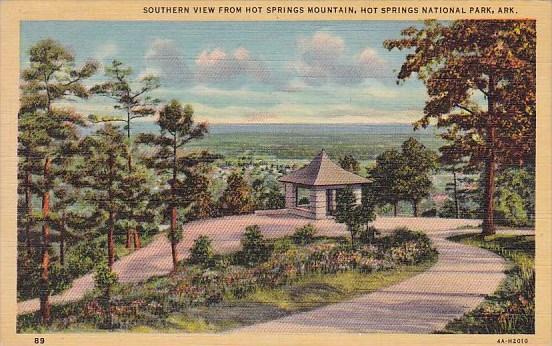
[{"left": 278, "top": 149, "right": 370, "bottom": 186}]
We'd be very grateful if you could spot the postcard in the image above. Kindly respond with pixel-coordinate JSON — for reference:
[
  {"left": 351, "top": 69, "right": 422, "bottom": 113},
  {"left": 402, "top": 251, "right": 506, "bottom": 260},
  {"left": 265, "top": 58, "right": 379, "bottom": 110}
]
[{"left": 1, "top": 1, "right": 550, "bottom": 345}]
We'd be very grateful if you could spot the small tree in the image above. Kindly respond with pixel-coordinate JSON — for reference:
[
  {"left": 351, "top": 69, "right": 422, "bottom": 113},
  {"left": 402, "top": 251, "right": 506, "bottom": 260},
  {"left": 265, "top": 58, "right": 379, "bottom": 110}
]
[
  {"left": 240, "top": 225, "right": 268, "bottom": 266},
  {"left": 218, "top": 173, "right": 254, "bottom": 215},
  {"left": 292, "top": 224, "right": 317, "bottom": 245},
  {"left": 335, "top": 187, "right": 360, "bottom": 246},
  {"left": 137, "top": 100, "right": 215, "bottom": 270},
  {"left": 335, "top": 187, "right": 376, "bottom": 247},
  {"left": 93, "top": 261, "right": 118, "bottom": 329},
  {"left": 339, "top": 154, "right": 361, "bottom": 174},
  {"left": 189, "top": 235, "right": 214, "bottom": 266}
]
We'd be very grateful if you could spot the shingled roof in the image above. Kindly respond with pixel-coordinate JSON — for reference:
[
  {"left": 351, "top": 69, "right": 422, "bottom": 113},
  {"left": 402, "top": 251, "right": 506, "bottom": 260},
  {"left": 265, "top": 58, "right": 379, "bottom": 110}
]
[{"left": 279, "top": 150, "right": 370, "bottom": 186}]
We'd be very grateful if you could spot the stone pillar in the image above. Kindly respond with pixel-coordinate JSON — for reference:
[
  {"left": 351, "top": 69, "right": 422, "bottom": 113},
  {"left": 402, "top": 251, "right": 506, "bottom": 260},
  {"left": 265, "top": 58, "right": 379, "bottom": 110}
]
[
  {"left": 285, "top": 183, "right": 296, "bottom": 208},
  {"left": 310, "top": 187, "right": 327, "bottom": 219},
  {"left": 352, "top": 185, "right": 362, "bottom": 205}
]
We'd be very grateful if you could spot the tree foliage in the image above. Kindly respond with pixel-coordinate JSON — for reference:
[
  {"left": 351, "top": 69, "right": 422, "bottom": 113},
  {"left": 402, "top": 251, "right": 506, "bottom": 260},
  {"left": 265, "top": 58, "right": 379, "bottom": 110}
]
[
  {"left": 368, "top": 138, "right": 437, "bottom": 216},
  {"left": 218, "top": 173, "right": 255, "bottom": 215},
  {"left": 335, "top": 187, "right": 376, "bottom": 247},
  {"left": 136, "top": 100, "right": 215, "bottom": 270},
  {"left": 384, "top": 20, "right": 536, "bottom": 234},
  {"left": 19, "top": 38, "right": 98, "bottom": 325},
  {"left": 339, "top": 154, "right": 360, "bottom": 174}
]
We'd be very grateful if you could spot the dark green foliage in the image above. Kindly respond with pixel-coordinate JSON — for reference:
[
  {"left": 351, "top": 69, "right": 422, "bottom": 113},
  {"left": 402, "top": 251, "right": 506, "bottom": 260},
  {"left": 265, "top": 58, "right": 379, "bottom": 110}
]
[
  {"left": 367, "top": 138, "right": 437, "bottom": 216},
  {"left": 94, "top": 261, "right": 119, "bottom": 294},
  {"left": 385, "top": 20, "right": 536, "bottom": 234},
  {"left": 239, "top": 225, "right": 269, "bottom": 266},
  {"left": 89, "top": 60, "right": 160, "bottom": 142},
  {"left": 94, "top": 261, "right": 119, "bottom": 329},
  {"left": 367, "top": 149, "right": 405, "bottom": 214},
  {"left": 494, "top": 167, "right": 535, "bottom": 227},
  {"left": 218, "top": 173, "right": 255, "bottom": 215},
  {"left": 251, "top": 178, "right": 285, "bottom": 210},
  {"left": 421, "top": 208, "right": 437, "bottom": 217},
  {"left": 358, "top": 226, "right": 380, "bottom": 245},
  {"left": 298, "top": 197, "right": 310, "bottom": 206},
  {"left": 400, "top": 138, "right": 438, "bottom": 216},
  {"left": 189, "top": 235, "right": 215, "bottom": 267},
  {"left": 377, "top": 228, "right": 438, "bottom": 265},
  {"left": 74, "top": 124, "right": 129, "bottom": 268},
  {"left": 335, "top": 187, "right": 376, "bottom": 247},
  {"left": 136, "top": 100, "right": 216, "bottom": 270},
  {"left": 292, "top": 224, "right": 318, "bottom": 245},
  {"left": 18, "top": 38, "right": 98, "bottom": 324},
  {"left": 338, "top": 154, "right": 360, "bottom": 174}
]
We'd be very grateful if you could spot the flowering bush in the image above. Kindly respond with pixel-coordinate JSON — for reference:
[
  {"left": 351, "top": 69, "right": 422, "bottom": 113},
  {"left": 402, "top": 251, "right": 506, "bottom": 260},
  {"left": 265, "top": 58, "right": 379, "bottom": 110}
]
[{"left": 292, "top": 224, "right": 317, "bottom": 245}]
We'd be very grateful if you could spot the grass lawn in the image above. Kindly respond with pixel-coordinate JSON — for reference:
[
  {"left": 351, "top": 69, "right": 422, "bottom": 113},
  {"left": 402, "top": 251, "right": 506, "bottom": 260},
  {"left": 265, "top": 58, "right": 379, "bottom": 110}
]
[{"left": 441, "top": 233, "right": 535, "bottom": 334}]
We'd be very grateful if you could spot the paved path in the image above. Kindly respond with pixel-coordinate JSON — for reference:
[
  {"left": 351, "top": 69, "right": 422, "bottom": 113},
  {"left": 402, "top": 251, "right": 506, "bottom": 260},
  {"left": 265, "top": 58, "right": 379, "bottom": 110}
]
[
  {"left": 232, "top": 226, "right": 510, "bottom": 333},
  {"left": 18, "top": 215, "right": 526, "bottom": 333},
  {"left": 232, "top": 225, "right": 535, "bottom": 334}
]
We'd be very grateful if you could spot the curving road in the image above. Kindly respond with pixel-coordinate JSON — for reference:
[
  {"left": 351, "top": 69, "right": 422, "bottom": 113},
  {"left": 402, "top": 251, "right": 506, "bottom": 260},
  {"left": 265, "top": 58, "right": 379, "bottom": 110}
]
[
  {"left": 232, "top": 225, "right": 517, "bottom": 333},
  {"left": 18, "top": 215, "right": 522, "bottom": 334}
]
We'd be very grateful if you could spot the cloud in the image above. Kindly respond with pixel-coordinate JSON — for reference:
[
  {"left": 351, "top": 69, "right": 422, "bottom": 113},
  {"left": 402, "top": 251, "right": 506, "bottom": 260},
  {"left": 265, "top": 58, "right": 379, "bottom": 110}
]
[
  {"left": 294, "top": 31, "right": 389, "bottom": 86},
  {"left": 95, "top": 42, "right": 119, "bottom": 62},
  {"left": 195, "top": 47, "right": 271, "bottom": 84},
  {"left": 144, "top": 38, "right": 191, "bottom": 84}
]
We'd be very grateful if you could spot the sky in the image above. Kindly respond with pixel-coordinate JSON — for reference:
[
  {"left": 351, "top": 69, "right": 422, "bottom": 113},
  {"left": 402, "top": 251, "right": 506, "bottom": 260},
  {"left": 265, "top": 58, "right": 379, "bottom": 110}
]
[{"left": 21, "top": 21, "right": 429, "bottom": 124}]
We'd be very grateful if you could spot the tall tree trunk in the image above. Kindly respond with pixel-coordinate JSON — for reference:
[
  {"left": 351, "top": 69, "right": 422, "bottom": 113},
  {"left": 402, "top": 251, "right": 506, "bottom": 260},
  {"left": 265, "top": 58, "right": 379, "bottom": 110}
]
[
  {"left": 104, "top": 286, "right": 113, "bottom": 329},
  {"left": 134, "top": 230, "right": 141, "bottom": 249},
  {"left": 170, "top": 138, "right": 178, "bottom": 270},
  {"left": 125, "top": 230, "right": 131, "bottom": 249},
  {"left": 25, "top": 169, "right": 33, "bottom": 257},
  {"left": 452, "top": 169, "right": 459, "bottom": 219},
  {"left": 39, "top": 157, "right": 51, "bottom": 325},
  {"left": 59, "top": 215, "right": 65, "bottom": 266},
  {"left": 412, "top": 200, "right": 418, "bottom": 217},
  {"left": 107, "top": 210, "right": 115, "bottom": 270},
  {"left": 393, "top": 202, "right": 398, "bottom": 217},
  {"left": 170, "top": 206, "right": 178, "bottom": 270},
  {"left": 482, "top": 74, "right": 497, "bottom": 236}
]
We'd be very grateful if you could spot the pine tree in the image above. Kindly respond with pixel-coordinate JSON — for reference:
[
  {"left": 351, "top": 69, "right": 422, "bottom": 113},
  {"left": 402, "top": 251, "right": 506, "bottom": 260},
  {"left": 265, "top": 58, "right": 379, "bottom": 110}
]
[
  {"left": 19, "top": 39, "right": 97, "bottom": 324},
  {"left": 338, "top": 154, "right": 361, "bottom": 174},
  {"left": 89, "top": 60, "right": 160, "bottom": 247},
  {"left": 137, "top": 100, "right": 215, "bottom": 270},
  {"left": 335, "top": 187, "right": 375, "bottom": 247}
]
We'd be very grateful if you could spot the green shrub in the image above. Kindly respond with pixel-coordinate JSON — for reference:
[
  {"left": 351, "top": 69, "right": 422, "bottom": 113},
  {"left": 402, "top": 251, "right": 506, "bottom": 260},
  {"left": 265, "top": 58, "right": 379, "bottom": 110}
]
[
  {"left": 358, "top": 226, "right": 380, "bottom": 245},
  {"left": 292, "top": 224, "right": 317, "bottom": 245},
  {"left": 272, "top": 238, "right": 294, "bottom": 253},
  {"left": 240, "top": 225, "right": 269, "bottom": 266},
  {"left": 377, "top": 228, "right": 438, "bottom": 264},
  {"left": 189, "top": 235, "right": 214, "bottom": 267},
  {"left": 298, "top": 196, "right": 310, "bottom": 205}
]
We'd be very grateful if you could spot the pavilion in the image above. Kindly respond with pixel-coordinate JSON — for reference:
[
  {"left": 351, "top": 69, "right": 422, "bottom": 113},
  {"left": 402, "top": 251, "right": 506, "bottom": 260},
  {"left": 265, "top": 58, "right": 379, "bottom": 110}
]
[{"left": 277, "top": 149, "right": 370, "bottom": 220}]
